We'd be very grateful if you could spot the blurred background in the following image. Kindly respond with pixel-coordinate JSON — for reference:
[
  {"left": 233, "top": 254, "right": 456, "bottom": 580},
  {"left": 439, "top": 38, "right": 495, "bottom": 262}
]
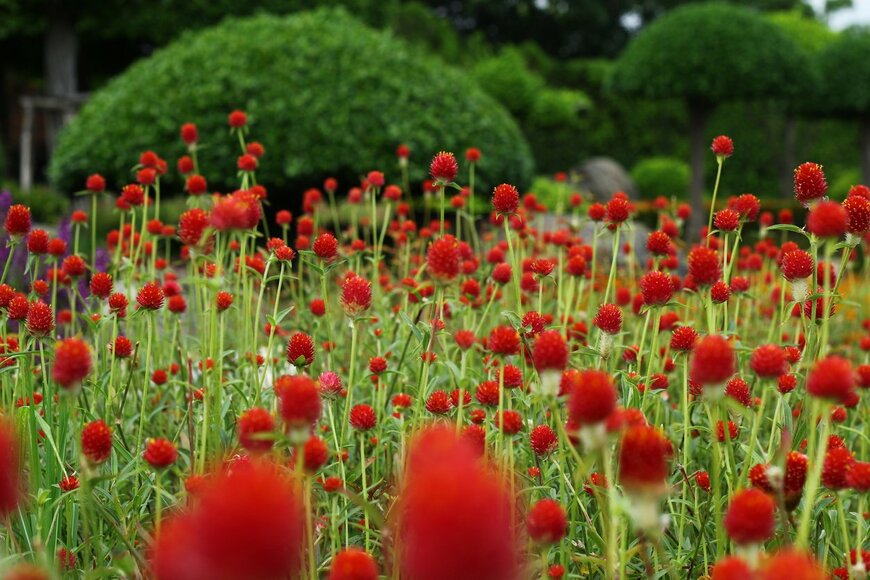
[{"left": 1, "top": 0, "right": 869, "bottom": 230}]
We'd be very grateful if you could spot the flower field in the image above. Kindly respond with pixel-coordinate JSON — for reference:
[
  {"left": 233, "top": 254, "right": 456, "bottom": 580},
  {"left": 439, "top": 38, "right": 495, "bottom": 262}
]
[{"left": 1, "top": 114, "right": 870, "bottom": 579}]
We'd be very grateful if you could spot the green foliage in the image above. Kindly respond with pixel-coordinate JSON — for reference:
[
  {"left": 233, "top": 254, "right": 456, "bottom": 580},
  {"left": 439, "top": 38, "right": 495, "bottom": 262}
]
[
  {"left": 49, "top": 9, "right": 533, "bottom": 195},
  {"left": 471, "top": 49, "right": 546, "bottom": 117},
  {"left": 828, "top": 167, "right": 862, "bottom": 199},
  {"left": 630, "top": 157, "right": 690, "bottom": 199},
  {"left": 817, "top": 29, "right": 870, "bottom": 117},
  {"left": 7, "top": 183, "right": 70, "bottom": 223},
  {"left": 611, "top": 3, "right": 811, "bottom": 104},
  {"left": 767, "top": 10, "right": 837, "bottom": 54}
]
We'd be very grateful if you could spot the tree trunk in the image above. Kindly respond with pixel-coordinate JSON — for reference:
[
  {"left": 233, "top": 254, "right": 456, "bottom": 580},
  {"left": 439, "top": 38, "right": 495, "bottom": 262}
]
[
  {"left": 687, "top": 101, "right": 709, "bottom": 242},
  {"left": 861, "top": 118, "right": 870, "bottom": 186},
  {"left": 43, "top": 6, "right": 78, "bottom": 156},
  {"left": 780, "top": 115, "right": 797, "bottom": 198}
]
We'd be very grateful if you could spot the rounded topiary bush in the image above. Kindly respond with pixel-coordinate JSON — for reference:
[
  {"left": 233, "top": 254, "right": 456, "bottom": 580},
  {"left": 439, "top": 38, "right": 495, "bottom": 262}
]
[
  {"left": 631, "top": 157, "right": 690, "bottom": 200},
  {"left": 50, "top": 8, "right": 534, "bottom": 196}
]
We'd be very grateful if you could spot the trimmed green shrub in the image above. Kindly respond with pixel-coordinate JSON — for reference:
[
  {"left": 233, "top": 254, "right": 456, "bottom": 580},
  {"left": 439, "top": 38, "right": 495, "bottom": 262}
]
[
  {"left": 630, "top": 157, "right": 690, "bottom": 200},
  {"left": 471, "top": 49, "right": 546, "bottom": 117},
  {"left": 828, "top": 167, "right": 862, "bottom": 200},
  {"left": 9, "top": 183, "right": 70, "bottom": 223},
  {"left": 50, "top": 9, "right": 533, "bottom": 195}
]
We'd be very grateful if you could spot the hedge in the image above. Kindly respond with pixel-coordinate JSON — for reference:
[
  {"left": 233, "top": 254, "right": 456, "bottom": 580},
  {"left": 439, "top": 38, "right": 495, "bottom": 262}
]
[{"left": 49, "top": 8, "right": 534, "bottom": 197}]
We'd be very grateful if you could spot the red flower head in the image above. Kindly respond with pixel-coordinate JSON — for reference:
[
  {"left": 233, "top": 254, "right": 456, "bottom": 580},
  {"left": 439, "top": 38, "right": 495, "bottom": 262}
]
[
  {"left": 670, "top": 326, "right": 698, "bottom": 352},
  {"left": 112, "top": 336, "right": 133, "bottom": 358},
  {"left": 724, "top": 488, "right": 775, "bottom": 545},
  {"left": 143, "top": 438, "right": 178, "bottom": 469},
  {"left": 846, "top": 461, "right": 870, "bottom": 492},
  {"left": 228, "top": 109, "right": 247, "bottom": 128},
  {"left": 238, "top": 407, "right": 275, "bottom": 453},
  {"left": 81, "top": 419, "right": 112, "bottom": 464},
  {"left": 711, "top": 135, "right": 734, "bottom": 158},
  {"left": 151, "top": 461, "right": 304, "bottom": 580},
  {"left": 713, "top": 208, "right": 740, "bottom": 232},
  {"left": 25, "top": 301, "right": 54, "bottom": 337},
  {"left": 396, "top": 144, "right": 411, "bottom": 159},
  {"left": 177, "top": 208, "right": 211, "bottom": 250},
  {"left": 488, "top": 325, "right": 520, "bottom": 356},
  {"left": 89, "top": 272, "right": 113, "bottom": 299},
  {"left": 121, "top": 184, "right": 145, "bottom": 207},
  {"left": 211, "top": 190, "right": 261, "bottom": 231},
  {"left": 750, "top": 344, "right": 788, "bottom": 378},
  {"left": 349, "top": 404, "right": 377, "bottom": 431},
  {"left": 465, "top": 147, "right": 481, "bottom": 163},
  {"left": 730, "top": 194, "right": 761, "bottom": 222},
  {"left": 286, "top": 332, "right": 315, "bottom": 367},
  {"left": 527, "top": 499, "right": 567, "bottom": 544},
  {"left": 593, "top": 304, "right": 622, "bottom": 335},
  {"left": 214, "top": 291, "right": 233, "bottom": 312},
  {"left": 688, "top": 246, "right": 721, "bottom": 286},
  {"left": 689, "top": 335, "right": 734, "bottom": 388},
  {"left": 529, "top": 425, "right": 558, "bottom": 456},
  {"left": 27, "top": 229, "right": 49, "bottom": 254},
  {"left": 426, "top": 236, "right": 461, "bottom": 282},
  {"left": 618, "top": 425, "right": 671, "bottom": 495},
  {"left": 807, "top": 356, "right": 854, "bottom": 403},
  {"left": 395, "top": 426, "right": 518, "bottom": 580},
  {"left": 86, "top": 173, "right": 106, "bottom": 192},
  {"left": 329, "top": 548, "right": 379, "bottom": 580},
  {"left": 492, "top": 262, "right": 512, "bottom": 285},
  {"left": 313, "top": 233, "right": 339, "bottom": 262},
  {"left": 639, "top": 271, "right": 674, "bottom": 306},
  {"left": 137, "top": 282, "right": 164, "bottom": 310},
  {"left": 0, "top": 419, "right": 22, "bottom": 516},
  {"left": 5, "top": 205, "right": 32, "bottom": 238},
  {"left": 759, "top": 549, "right": 826, "bottom": 580},
  {"left": 180, "top": 123, "right": 197, "bottom": 144},
  {"left": 794, "top": 162, "right": 827, "bottom": 206},
  {"left": 647, "top": 230, "right": 673, "bottom": 256},
  {"left": 340, "top": 275, "right": 372, "bottom": 316},
  {"left": 569, "top": 369, "right": 617, "bottom": 425},
  {"left": 532, "top": 330, "right": 568, "bottom": 372},
  {"left": 495, "top": 410, "right": 524, "bottom": 435},
  {"left": 52, "top": 338, "right": 92, "bottom": 389},
  {"left": 492, "top": 184, "right": 520, "bottom": 216},
  {"left": 807, "top": 200, "right": 848, "bottom": 239},
  {"left": 61, "top": 255, "right": 86, "bottom": 278},
  {"left": 185, "top": 174, "right": 207, "bottom": 195},
  {"left": 822, "top": 447, "right": 856, "bottom": 490},
  {"left": 278, "top": 375, "right": 321, "bottom": 428},
  {"left": 605, "top": 195, "right": 633, "bottom": 225},
  {"left": 425, "top": 390, "right": 453, "bottom": 414},
  {"left": 429, "top": 151, "right": 458, "bottom": 184},
  {"left": 780, "top": 249, "right": 814, "bottom": 281},
  {"left": 843, "top": 194, "right": 870, "bottom": 235},
  {"left": 711, "top": 557, "right": 753, "bottom": 580}
]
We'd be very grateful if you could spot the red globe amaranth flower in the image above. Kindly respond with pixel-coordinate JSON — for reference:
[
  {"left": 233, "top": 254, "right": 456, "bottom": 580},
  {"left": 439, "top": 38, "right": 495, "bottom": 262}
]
[
  {"left": 807, "top": 200, "right": 848, "bottom": 239},
  {"left": 25, "top": 301, "right": 54, "bottom": 337},
  {"left": 605, "top": 196, "right": 633, "bottom": 224},
  {"left": 465, "top": 147, "right": 481, "bottom": 162},
  {"left": 492, "top": 184, "right": 520, "bottom": 216},
  {"left": 426, "top": 236, "right": 461, "bottom": 282},
  {"left": 846, "top": 461, "right": 870, "bottom": 492},
  {"left": 526, "top": 499, "right": 567, "bottom": 544},
  {"left": 794, "top": 162, "right": 827, "bottom": 206},
  {"left": 670, "top": 326, "right": 698, "bottom": 352},
  {"left": 178, "top": 208, "right": 211, "bottom": 248},
  {"left": 5, "top": 205, "right": 32, "bottom": 238},
  {"left": 488, "top": 325, "right": 520, "bottom": 356},
  {"left": 750, "top": 344, "right": 788, "bottom": 378},
  {"left": 137, "top": 282, "right": 165, "bottom": 310},
  {"left": 687, "top": 246, "right": 721, "bottom": 286},
  {"left": 349, "top": 404, "right": 377, "bottom": 431},
  {"left": 211, "top": 190, "right": 261, "bottom": 231},
  {"left": 238, "top": 408, "right": 275, "bottom": 452},
  {"left": 713, "top": 208, "right": 739, "bottom": 232},
  {"left": 151, "top": 461, "right": 303, "bottom": 580},
  {"left": 822, "top": 447, "right": 856, "bottom": 490},
  {"left": 495, "top": 410, "right": 523, "bottom": 435},
  {"left": 340, "top": 275, "right": 372, "bottom": 316},
  {"left": 759, "top": 549, "right": 826, "bottom": 580},
  {"left": 86, "top": 173, "right": 106, "bottom": 192},
  {"left": 395, "top": 427, "right": 518, "bottom": 580},
  {"left": 569, "top": 370, "right": 617, "bottom": 425},
  {"left": 27, "top": 229, "right": 49, "bottom": 254},
  {"left": 646, "top": 230, "right": 673, "bottom": 256},
  {"left": 0, "top": 419, "right": 22, "bottom": 516},
  {"left": 618, "top": 425, "right": 671, "bottom": 495},
  {"left": 689, "top": 335, "right": 734, "bottom": 387},
  {"left": 329, "top": 548, "right": 379, "bottom": 580},
  {"left": 143, "top": 438, "right": 178, "bottom": 469},
  {"left": 639, "top": 271, "right": 674, "bottom": 306},
  {"left": 287, "top": 333, "right": 315, "bottom": 367},
  {"left": 593, "top": 304, "right": 622, "bottom": 335},
  {"left": 711, "top": 135, "right": 734, "bottom": 158},
  {"left": 529, "top": 425, "right": 558, "bottom": 456},
  {"left": 89, "top": 272, "right": 113, "bottom": 299},
  {"left": 724, "top": 488, "right": 775, "bottom": 545},
  {"left": 807, "top": 356, "right": 854, "bottom": 403},
  {"left": 313, "top": 233, "right": 339, "bottom": 261},
  {"left": 843, "top": 194, "right": 870, "bottom": 235},
  {"left": 228, "top": 109, "right": 247, "bottom": 128},
  {"left": 185, "top": 174, "right": 207, "bottom": 195},
  {"left": 729, "top": 193, "right": 760, "bottom": 221},
  {"left": 180, "top": 123, "right": 197, "bottom": 144},
  {"left": 429, "top": 151, "right": 458, "bottom": 183},
  {"left": 425, "top": 390, "right": 453, "bottom": 414},
  {"left": 52, "top": 338, "right": 92, "bottom": 389},
  {"left": 711, "top": 557, "right": 753, "bottom": 580},
  {"left": 780, "top": 250, "right": 814, "bottom": 281},
  {"left": 81, "top": 420, "right": 112, "bottom": 464},
  {"left": 278, "top": 375, "right": 321, "bottom": 428},
  {"left": 216, "top": 291, "right": 234, "bottom": 312},
  {"left": 532, "top": 330, "right": 568, "bottom": 372}
]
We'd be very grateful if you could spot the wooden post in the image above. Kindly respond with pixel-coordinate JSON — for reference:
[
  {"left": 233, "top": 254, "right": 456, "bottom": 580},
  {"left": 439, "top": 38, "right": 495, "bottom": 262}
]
[{"left": 19, "top": 98, "right": 34, "bottom": 193}]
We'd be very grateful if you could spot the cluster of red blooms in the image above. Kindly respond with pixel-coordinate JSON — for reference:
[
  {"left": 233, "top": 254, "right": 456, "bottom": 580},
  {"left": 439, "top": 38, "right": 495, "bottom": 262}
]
[{"left": 4, "top": 120, "right": 870, "bottom": 580}]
